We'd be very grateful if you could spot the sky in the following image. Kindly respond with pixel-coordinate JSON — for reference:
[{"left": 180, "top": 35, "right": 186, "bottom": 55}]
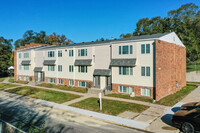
[{"left": 0, "top": 0, "right": 199, "bottom": 45}]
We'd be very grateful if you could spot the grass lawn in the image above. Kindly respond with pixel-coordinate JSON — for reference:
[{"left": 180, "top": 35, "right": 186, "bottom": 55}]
[
  {"left": 37, "top": 83, "right": 87, "bottom": 93},
  {"left": 5, "top": 86, "right": 81, "bottom": 103},
  {"left": 70, "top": 97, "right": 149, "bottom": 115},
  {"left": 106, "top": 93, "right": 153, "bottom": 103},
  {"left": 14, "top": 81, "right": 29, "bottom": 84},
  {"left": 8, "top": 77, "right": 14, "bottom": 83},
  {"left": 0, "top": 77, "right": 6, "bottom": 82},
  {"left": 187, "top": 63, "right": 200, "bottom": 72},
  {"left": 156, "top": 84, "right": 197, "bottom": 106},
  {"left": 0, "top": 83, "right": 20, "bottom": 90}
]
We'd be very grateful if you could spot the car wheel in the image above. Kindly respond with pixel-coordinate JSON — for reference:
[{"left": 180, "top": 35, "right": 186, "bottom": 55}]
[{"left": 181, "top": 122, "right": 195, "bottom": 133}]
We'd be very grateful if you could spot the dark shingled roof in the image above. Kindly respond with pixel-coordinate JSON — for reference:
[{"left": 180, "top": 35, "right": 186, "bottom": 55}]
[
  {"left": 43, "top": 60, "right": 56, "bottom": 65},
  {"left": 93, "top": 69, "right": 111, "bottom": 76},
  {"left": 21, "top": 60, "right": 31, "bottom": 65},
  {"left": 74, "top": 59, "right": 92, "bottom": 66},
  {"left": 110, "top": 58, "right": 136, "bottom": 67},
  {"left": 36, "top": 32, "right": 171, "bottom": 50},
  {"left": 34, "top": 67, "right": 43, "bottom": 72}
]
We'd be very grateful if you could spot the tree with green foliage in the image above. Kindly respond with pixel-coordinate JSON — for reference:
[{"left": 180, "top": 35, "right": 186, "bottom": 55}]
[
  {"left": 120, "top": 3, "right": 200, "bottom": 62},
  {"left": 0, "top": 37, "right": 13, "bottom": 77},
  {"left": 14, "top": 30, "right": 72, "bottom": 48}
]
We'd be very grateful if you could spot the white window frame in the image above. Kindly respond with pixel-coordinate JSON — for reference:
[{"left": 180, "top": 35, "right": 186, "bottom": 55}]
[
  {"left": 69, "top": 65, "right": 74, "bottom": 72},
  {"left": 58, "top": 79, "right": 63, "bottom": 84},
  {"left": 58, "top": 65, "right": 62, "bottom": 72},
  {"left": 78, "top": 81, "right": 88, "bottom": 87},
  {"left": 141, "top": 88, "right": 151, "bottom": 96},
  {"left": 78, "top": 49, "right": 87, "bottom": 56},
  {"left": 48, "top": 51, "right": 55, "bottom": 57},
  {"left": 69, "top": 50, "right": 74, "bottom": 57},
  {"left": 78, "top": 66, "right": 87, "bottom": 73},
  {"left": 19, "top": 76, "right": 22, "bottom": 80},
  {"left": 19, "top": 65, "right": 22, "bottom": 70},
  {"left": 19, "top": 53, "right": 21, "bottom": 58},
  {"left": 24, "top": 76, "right": 29, "bottom": 81},
  {"left": 69, "top": 80, "right": 74, "bottom": 86},
  {"left": 24, "top": 65, "right": 29, "bottom": 70},
  {"left": 24, "top": 53, "right": 29, "bottom": 58},
  {"left": 118, "top": 86, "right": 133, "bottom": 94},
  {"left": 48, "top": 65, "right": 55, "bottom": 71},
  {"left": 48, "top": 78, "right": 55, "bottom": 83},
  {"left": 141, "top": 66, "right": 150, "bottom": 76},
  {"left": 119, "top": 45, "right": 133, "bottom": 55},
  {"left": 119, "top": 66, "right": 133, "bottom": 75},
  {"left": 58, "top": 50, "right": 62, "bottom": 57}
]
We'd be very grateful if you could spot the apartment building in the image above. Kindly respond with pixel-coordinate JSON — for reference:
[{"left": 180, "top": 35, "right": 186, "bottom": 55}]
[{"left": 14, "top": 32, "right": 186, "bottom": 100}]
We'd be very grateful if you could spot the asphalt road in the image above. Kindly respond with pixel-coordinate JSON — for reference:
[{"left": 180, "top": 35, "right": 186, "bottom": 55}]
[{"left": 0, "top": 91, "right": 147, "bottom": 133}]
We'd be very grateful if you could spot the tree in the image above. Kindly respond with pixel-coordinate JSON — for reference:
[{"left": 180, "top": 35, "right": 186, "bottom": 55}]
[
  {"left": 121, "top": 3, "right": 200, "bottom": 62},
  {"left": 14, "top": 30, "right": 72, "bottom": 48},
  {"left": 0, "top": 37, "right": 13, "bottom": 77}
]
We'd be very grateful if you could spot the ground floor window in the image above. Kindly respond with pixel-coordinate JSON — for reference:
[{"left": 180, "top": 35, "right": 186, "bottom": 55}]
[
  {"left": 58, "top": 79, "right": 63, "bottom": 84},
  {"left": 119, "top": 86, "right": 133, "bottom": 94},
  {"left": 78, "top": 81, "right": 88, "bottom": 87},
  {"left": 24, "top": 76, "right": 29, "bottom": 81},
  {"left": 141, "top": 88, "right": 151, "bottom": 96},
  {"left": 19, "top": 76, "right": 22, "bottom": 80},
  {"left": 48, "top": 78, "right": 55, "bottom": 83},
  {"left": 69, "top": 80, "right": 74, "bottom": 86}
]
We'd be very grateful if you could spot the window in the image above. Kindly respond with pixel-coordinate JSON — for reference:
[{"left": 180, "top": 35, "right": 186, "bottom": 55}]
[
  {"left": 58, "top": 50, "right": 62, "bottom": 57},
  {"left": 48, "top": 78, "right": 55, "bottom": 83},
  {"left": 58, "top": 79, "right": 63, "bottom": 84},
  {"left": 19, "top": 65, "right": 22, "bottom": 70},
  {"left": 24, "top": 76, "right": 29, "bottom": 81},
  {"left": 69, "top": 50, "right": 74, "bottom": 57},
  {"left": 48, "top": 51, "right": 54, "bottom": 57},
  {"left": 69, "top": 65, "right": 74, "bottom": 72},
  {"left": 78, "top": 66, "right": 87, "bottom": 73},
  {"left": 78, "top": 81, "right": 88, "bottom": 87},
  {"left": 141, "top": 44, "right": 145, "bottom": 54},
  {"left": 24, "top": 53, "right": 29, "bottom": 58},
  {"left": 119, "top": 66, "right": 133, "bottom": 75},
  {"left": 141, "top": 67, "right": 145, "bottom": 76},
  {"left": 24, "top": 65, "right": 29, "bottom": 70},
  {"left": 146, "top": 44, "right": 150, "bottom": 54},
  {"left": 119, "top": 86, "right": 133, "bottom": 94},
  {"left": 141, "top": 44, "right": 150, "bottom": 54},
  {"left": 146, "top": 67, "right": 150, "bottom": 76},
  {"left": 141, "top": 88, "right": 151, "bottom": 96},
  {"left": 48, "top": 65, "right": 55, "bottom": 71},
  {"left": 19, "top": 76, "right": 22, "bottom": 80},
  {"left": 69, "top": 80, "right": 74, "bottom": 86},
  {"left": 141, "top": 66, "right": 150, "bottom": 76},
  {"left": 119, "top": 45, "right": 133, "bottom": 55},
  {"left": 58, "top": 65, "right": 62, "bottom": 72},
  {"left": 19, "top": 53, "right": 21, "bottom": 58},
  {"left": 78, "top": 49, "right": 87, "bottom": 56}
]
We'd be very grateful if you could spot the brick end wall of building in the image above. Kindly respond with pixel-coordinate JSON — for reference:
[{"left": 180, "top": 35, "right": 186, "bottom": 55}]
[{"left": 155, "top": 40, "right": 186, "bottom": 100}]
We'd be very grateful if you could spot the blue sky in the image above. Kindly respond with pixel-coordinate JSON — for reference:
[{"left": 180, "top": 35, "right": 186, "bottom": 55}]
[{"left": 0, "top": 0, "right": 199, "bottom": 44}]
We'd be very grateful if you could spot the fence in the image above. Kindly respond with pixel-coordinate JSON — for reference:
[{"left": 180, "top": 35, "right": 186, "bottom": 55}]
[{"left": 0, "top": 119, "right": 26, "bottom": 133}]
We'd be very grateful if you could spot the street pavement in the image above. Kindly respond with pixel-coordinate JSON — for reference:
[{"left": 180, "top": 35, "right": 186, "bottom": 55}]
[{"left": 0, "top": 91, "right": 147, "bottom": 133}]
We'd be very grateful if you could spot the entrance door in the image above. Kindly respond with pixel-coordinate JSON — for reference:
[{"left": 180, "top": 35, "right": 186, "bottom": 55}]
[{"left": 93, "top": 76, "right": 100, "bottom": 88}]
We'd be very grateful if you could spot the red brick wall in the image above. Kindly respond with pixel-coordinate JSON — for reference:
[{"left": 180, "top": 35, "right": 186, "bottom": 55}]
[
  {"left": 155, "top": 40, "right": 186, "bottom": 100},
  {"left": 45, "top": 77, "right": 93, "bottom": 88},
  {"left": 112, "top": 84, "right": 153, "bottom": 98},
  {"left": 17, "top": 75, "right": 34, "bottom": 81}
]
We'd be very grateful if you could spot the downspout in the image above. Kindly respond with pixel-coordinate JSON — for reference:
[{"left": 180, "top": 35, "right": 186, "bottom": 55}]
[{"left": 153, "top": 40, "right": 156, "bottom": 101}]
